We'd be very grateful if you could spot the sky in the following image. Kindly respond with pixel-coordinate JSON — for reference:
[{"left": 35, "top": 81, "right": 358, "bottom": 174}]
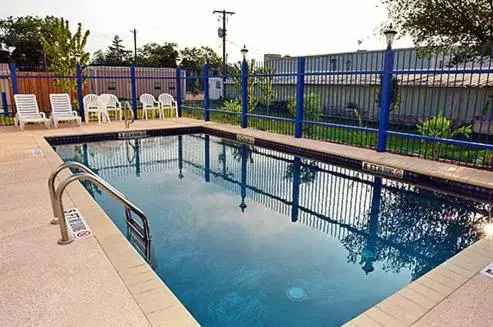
[{"left": 1, "top": 0, "right": 414, "bottom": 62}]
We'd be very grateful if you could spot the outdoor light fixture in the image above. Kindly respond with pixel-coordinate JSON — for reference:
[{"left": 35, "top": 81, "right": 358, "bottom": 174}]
[
  {"left": 241, "top": 45, "right": 248, "bottom": 61},
  {"left": 383, "top": 25, "right": 397, "bottom": 49},
  {"left": 74, "top": 53, "right": 81, "bottom": 64},
  {"left": 175, "top": 56, "right": 183, "bottom": 67}
]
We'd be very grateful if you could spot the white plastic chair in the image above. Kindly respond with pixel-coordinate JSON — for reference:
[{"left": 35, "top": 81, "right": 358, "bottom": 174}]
[
  {"left": 140, "top": 93, "right": 163, "bottom": 120},
  {"left": 99, "top": 94, "right": 122, "bottom": 120},
  {"left": 14, "top": 94, "right": 50, "bottom": 130},
  {"left": 49, "top": 93, "right": 82, "bottom": 128},
  {"left": 158, "top": 93, "right": 178, "bottom": 118},
  {"left": 84, "top": 94, "right": 109, "bottom": 124}
]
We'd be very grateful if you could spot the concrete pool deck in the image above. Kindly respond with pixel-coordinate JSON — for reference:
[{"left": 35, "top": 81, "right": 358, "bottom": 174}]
[{"left": 0, "top": 118, "right": 493, "bottom": 326}]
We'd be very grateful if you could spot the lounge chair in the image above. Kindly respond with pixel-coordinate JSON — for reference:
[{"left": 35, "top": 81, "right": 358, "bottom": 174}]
[
  {"left": 99, "top": 94, "right": 122, "bottom": 120},
  {"left": 49, "top": 93, "right": 82, "bottom": 128},
  {"left": 14, "top": 94, "right": 50, "bottom": 130},
  {"left": 140, "top": 93, "right": 163, "bottom": 120},
  {"left": 158, "top": 93, "right": 178, "bottom": 118}
]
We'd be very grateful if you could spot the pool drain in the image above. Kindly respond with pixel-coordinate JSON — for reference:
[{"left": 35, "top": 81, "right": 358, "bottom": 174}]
[{"left": 286, "top": 286, "right": 307, "bottom": 301}]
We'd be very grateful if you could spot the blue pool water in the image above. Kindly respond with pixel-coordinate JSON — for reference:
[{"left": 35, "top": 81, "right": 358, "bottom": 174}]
[{"left": 54, "top": 134, "right": 488, "bottom": 326}]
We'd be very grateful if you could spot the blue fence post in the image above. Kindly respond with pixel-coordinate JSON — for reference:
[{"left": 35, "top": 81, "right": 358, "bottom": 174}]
[
  {"left": 241, "top": 59, "right": 248, "bottom": 128},
  {"left": 76, "top": 63, "right": 84, "bottom": 121},
  {"left": 1, "top": 92, "right": 8, "bottom": 115},
  {"left": 290, "top": 156, "right": 301, "bottom": 222},
  {"left": 9, "top": 63, "right": 18, "bottom": 95},
  {"left": 175, "top": 66, "right": 182, "bottom": 117},
  {"left": 295, "top": 57, "right": 305, "bottom": 138},
  {"left": 130, "top": 66, "right": 137, "bottom": 119},
  {"left": 376, "top": 48, "right": 395, "bottom": 152},
  {"left": 239, "top": 144, "right": 248, "bottom": 212},
  {"left": 203, "top": 64, "right": 210, "bottom": 121}
]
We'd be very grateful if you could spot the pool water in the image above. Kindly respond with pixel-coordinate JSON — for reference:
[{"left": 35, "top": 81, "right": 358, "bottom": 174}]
[{"left": 54, "top": 134, "right": 489, "bottom": 326}]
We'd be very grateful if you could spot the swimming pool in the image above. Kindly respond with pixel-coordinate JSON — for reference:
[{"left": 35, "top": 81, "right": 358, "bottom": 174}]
[{"left": 54, "top": 133, "right": 489, "bottom": 326}]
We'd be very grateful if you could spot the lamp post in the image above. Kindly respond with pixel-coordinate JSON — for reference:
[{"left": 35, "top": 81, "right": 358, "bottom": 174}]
[
  {"left": 175, "top": 56, "right": 183, "bottom": 67},
  {"left": 383, "top": 25, "right": 397, "bottom": 50},
  {"left": 376, "top": 25, "right": 397, "bottom": 152},
  {"left": 175, "top": 56, "right": 183, "bottom": 117},
  {"left": 241, "top": 45, "right": 248, "bottom": 128},
  {"left": 75, "top": 52, "right": 84, "bottom": 121}
]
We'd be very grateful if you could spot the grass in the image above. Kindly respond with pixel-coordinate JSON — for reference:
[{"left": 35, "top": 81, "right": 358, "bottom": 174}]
[{"left": 182, "top": 108, "right": 493, "bottom": 169}]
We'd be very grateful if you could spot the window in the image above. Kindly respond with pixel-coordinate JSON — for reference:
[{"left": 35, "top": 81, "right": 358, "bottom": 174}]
[
  {"left": 154, "top": 81, "right": 161, "bottom": 91},
  {"left": 216, "top": 81, "right": 221, "bottom": 89},
  {"left": 108, "top": 81, "right": 116, "bottom": 91}
]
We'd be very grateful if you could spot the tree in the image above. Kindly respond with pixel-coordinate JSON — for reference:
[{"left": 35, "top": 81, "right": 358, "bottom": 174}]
[
  {"left": 180, "top": 46, "right": 222, "bottom": 67},
  {"left": 40, "top": 18, "right": 90, "bottom": 103},
  {"left": 105, "top": 35, "right": 132, "bottom": 65},
  {"left": 0, "top": 15, "right": 58, "bottom": 68},
  {"left": 381, "top": 0, "right": 493, "bottom": 54},
  {"left": 137, "top": 42, "right": 178, "bottom": 67}
]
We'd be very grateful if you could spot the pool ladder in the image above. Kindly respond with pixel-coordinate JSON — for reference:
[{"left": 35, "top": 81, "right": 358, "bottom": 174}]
[{"left": 48, "top": 162, "right": 152, "bottom": 261}]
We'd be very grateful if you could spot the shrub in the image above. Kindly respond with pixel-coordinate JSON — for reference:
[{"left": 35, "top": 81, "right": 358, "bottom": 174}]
[
  {"left": 221, "top": 99, "right": 241, "bottom": 112},
  {"left": 287, "top": 93, "right": 323, "bottom": 136},
  {"left": 416, "top": 114, "right": 472, "bottom": 158}
]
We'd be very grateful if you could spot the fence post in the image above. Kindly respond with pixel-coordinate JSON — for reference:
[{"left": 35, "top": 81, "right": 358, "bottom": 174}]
[
  {"left": 175, "top": 66, "right": 182, "bottom": 117},
  {"left": 241, "top": 59, "right": 248, "bottom": 128},
  {"left": 295, "top": 57, "right": 305, "bottom": 138},
  {"left": 376, "top": 48, "right": 394, "bottom": 152},
  {"left": 9, "top": 63, "right": 18, "bottom": 95},
  {"left": 203, "top": 64, "right": 210, "bottom": 121},
  {"left": 76, "top": 63, "right": 84, "bottom": 121},
  {"left": 1, "top": 92, "right": 8, "bottom": 115},
  {"left": 130, "top": 66, "right": 137, "bottom": 119}
]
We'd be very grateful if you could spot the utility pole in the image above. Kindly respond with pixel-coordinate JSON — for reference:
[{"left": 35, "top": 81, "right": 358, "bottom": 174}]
[
  {"left": 132, "top": 29, "right": 137, "bottom": 65},
  {"left": 213, "top": 10, "right": 235, "bottom": 98}
]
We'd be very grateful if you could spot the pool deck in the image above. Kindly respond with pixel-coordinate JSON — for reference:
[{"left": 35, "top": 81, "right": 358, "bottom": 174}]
[{"left": 1, "top": 118, "right": 493, "bottom": 326}]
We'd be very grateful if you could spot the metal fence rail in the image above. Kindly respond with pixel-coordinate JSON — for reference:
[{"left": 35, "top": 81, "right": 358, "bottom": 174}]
[{"left": 2, "top": 45, "right": 493, "bottom": 169}]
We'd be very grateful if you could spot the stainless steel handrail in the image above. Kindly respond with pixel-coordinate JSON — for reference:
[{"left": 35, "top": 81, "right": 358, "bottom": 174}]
[
  {"left": 53, "top": 172, "right": 152, "bottom": 260},
  {"left": 123, "top": 101, "right": 135, "bottom": 129},
  {"left": 48, "top": 161, "right": 104, "bottom": 224}
]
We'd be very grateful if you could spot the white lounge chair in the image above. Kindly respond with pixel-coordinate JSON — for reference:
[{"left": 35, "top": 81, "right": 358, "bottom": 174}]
[
  {"left": 49, "top": 93, "right": 82, "bottom": 128},
  {"left": 158, "top": 93, "right": 178, "bottom": 118},
  {"left": 84, "top": 94, "right": 109, "bottom": 124},
  {"left": 99, "top": 94, "right": 122, "bottom": 120},
  {"left": 140, "top": 93, "right": 163, "bottom": 120},
  {"left": 14, "top": 94, "right": 50, "bottom": 130}
]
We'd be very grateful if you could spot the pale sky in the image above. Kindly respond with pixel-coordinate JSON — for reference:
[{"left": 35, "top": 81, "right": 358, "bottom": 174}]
[{"left": 1, "top": 0, "right": 414, "bottom": 62}]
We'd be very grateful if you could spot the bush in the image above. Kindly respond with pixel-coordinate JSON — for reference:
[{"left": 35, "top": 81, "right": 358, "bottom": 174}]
[
  {"left": 416, "top": 114, "right": 472, "bottom": 159},
  {"left": 287, "top": 93, "right": 323, "bottom": 136},
  {"left": 221, "top": 99, "right": 241, "bottom": 112}
]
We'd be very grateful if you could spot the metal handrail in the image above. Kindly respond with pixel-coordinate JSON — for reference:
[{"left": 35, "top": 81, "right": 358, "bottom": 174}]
[
  {"left": 123, "top": 101, "right": 135, "bottom": 128},
  {"left": 53, "top": 172, "right": 152, "bottom": 260},
  {"left": 49, "top": 161, "right": 98, "bottom": 224}
]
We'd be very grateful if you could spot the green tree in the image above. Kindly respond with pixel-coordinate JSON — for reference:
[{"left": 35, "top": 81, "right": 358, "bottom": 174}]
[
  {"left": 106, "top": 35, "right": 132, "bottom": 65},
  {"left": 137, "top": 42, "right": 178, "bottom": 67},
  {"left": 40, "top": 18, "right": 90, "bottom": 102},
  {"left": 180, "top": 46, "right": 222, "bottom": 67},
  {"left": 381, "top": 0, "right": 493, "bottom": 54},
  {"left": 0, "top": 15, "right": 58, "bottom": 68}
]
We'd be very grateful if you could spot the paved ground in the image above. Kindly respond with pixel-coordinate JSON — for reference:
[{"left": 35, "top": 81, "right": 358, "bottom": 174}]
[{"left": 1, "top": 118, "right": 493, "bottom": 327}]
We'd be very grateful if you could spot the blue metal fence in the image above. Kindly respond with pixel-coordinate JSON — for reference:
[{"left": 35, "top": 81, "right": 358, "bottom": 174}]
[{"left": 1, "top": 46, "right": 493, "bottom": 169}]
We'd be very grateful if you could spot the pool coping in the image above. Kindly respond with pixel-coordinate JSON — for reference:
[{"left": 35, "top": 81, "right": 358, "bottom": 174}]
[{"left": 9, "top": 118, "right": 493, "bottom": 327}]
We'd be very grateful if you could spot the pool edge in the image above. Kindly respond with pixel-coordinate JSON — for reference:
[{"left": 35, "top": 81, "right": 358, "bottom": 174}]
[
  {"left": 25, "top": 118, "right": 493, "bottom": 326},
  {"left": 37, "top": 135, "right": 200, "bottom": 327}
]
